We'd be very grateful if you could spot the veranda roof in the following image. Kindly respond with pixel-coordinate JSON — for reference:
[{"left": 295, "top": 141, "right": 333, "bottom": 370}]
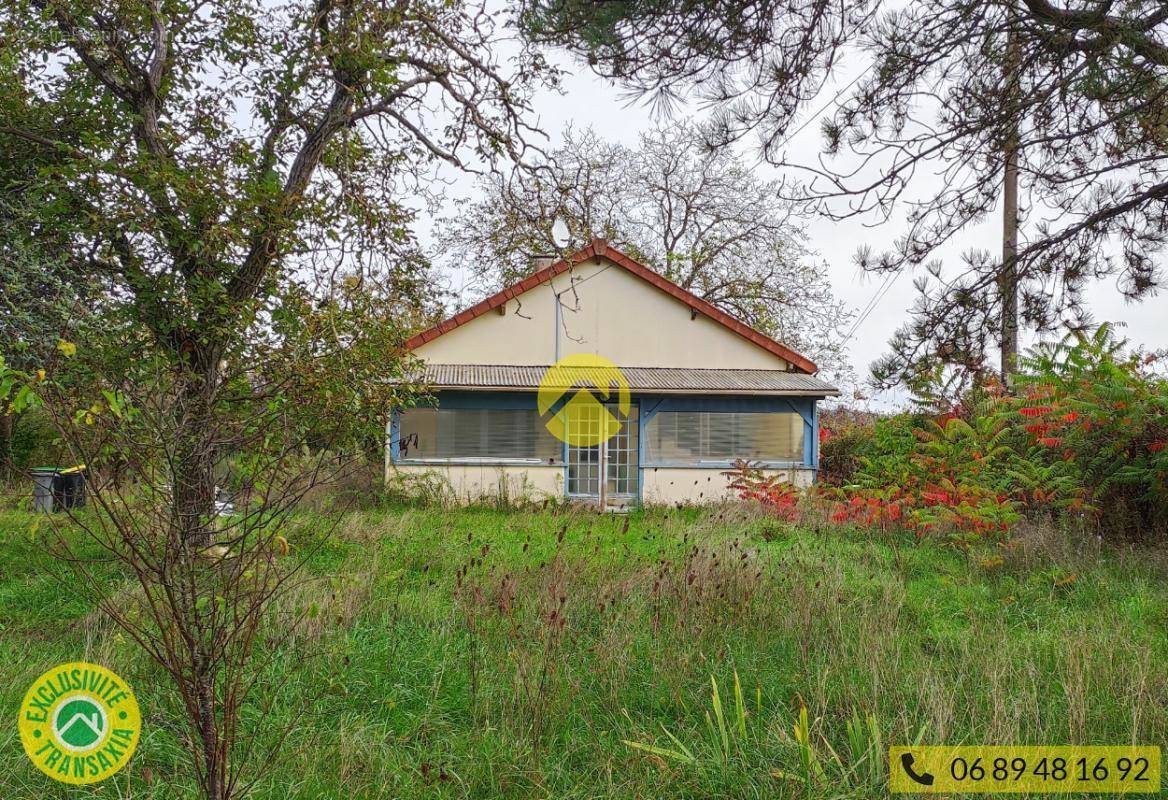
[{"left": 408, "top": 364, "right": 839, "bottom": 396}]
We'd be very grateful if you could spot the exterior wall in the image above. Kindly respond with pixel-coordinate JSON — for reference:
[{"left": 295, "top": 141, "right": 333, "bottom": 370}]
[
  {"left": 388, "top": 391, "right": 823, "bottom": 506},
  {"left": 389, "top": 463, "right": 563, "bottom": 504},
  {"left": 389, "top": 462, "right": 814, "bottom": 506},
  {"left": 413, "top": 258, "right": 791, "bottom": 371},
  {"left": 641, "top": 466, "right": 814, "bottom": 506}
]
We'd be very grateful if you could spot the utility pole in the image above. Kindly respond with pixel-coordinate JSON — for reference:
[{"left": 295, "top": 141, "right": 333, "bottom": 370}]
[{"left": 1000, "top": 17, "right": 1020, "bottom": 384}]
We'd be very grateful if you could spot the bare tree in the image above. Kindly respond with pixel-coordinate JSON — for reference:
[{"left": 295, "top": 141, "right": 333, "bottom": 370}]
[{"left": 440, "top": 124, "right": 854, "bottom": 382}]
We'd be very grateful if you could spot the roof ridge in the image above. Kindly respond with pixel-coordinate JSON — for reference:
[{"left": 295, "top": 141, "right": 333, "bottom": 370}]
[{"left": 406, "top": 239, "right": 819, "bottom": 374}]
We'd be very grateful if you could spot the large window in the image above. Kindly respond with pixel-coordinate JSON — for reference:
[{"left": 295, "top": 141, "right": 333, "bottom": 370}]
[
  {"left": 396, "top": 407, "right": 561, "bottom": 463},
  {"left": 644, "top": 411, "right": 803, "bottom": 464}
]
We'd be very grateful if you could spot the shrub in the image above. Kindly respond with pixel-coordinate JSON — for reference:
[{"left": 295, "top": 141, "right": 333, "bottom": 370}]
[
  {"left": 999, "top": 326, "right": 1168, "bottom": 537},
  {"left": 724, "top": 460, "right": 801, "bottom": 521},
  {"left": 725, "top": 452, "right": 1017, "bottom": 543},
  {"left": 5, "top": 407, "right": 64, "bottom": 471},
  {"left": 817, "top": 408, "right": 878, "bottom": 486},
  {"left": 733, "top": 326, "right": 1168, "bottom": 543}
]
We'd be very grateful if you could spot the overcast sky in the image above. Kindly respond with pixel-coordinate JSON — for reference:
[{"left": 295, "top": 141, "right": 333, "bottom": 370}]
[{"left": 425, "top": 43, "right": 1166, "bottom": 410}]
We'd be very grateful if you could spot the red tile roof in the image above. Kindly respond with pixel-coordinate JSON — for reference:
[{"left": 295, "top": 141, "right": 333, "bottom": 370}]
[{"left": 406, "top": 239, "right": 819, "bottom": 374}]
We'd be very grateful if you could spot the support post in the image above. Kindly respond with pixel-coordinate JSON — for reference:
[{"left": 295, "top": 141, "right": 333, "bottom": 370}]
[{"left": 598, "top": 438, "right": 608, "bottom": 510}]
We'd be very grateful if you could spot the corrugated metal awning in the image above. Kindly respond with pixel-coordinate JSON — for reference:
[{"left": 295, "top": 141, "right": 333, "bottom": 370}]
[{"left": 406, "top": 364, "right": 839, "bottom": 396}]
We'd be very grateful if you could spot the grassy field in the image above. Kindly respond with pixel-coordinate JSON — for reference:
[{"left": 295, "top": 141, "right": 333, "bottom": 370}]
[{"left": 1, "top": 503, "right": 1166, "bottom": 798}]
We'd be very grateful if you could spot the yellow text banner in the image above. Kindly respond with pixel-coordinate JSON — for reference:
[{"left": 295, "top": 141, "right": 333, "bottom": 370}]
[{"left": 889, "top": 745, "right": 1160, "bottom": 794}]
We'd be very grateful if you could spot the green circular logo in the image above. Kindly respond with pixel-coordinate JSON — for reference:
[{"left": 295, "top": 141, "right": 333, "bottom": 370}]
[{"left": 53, "top": 695, "right": 107, "bottom": 750}]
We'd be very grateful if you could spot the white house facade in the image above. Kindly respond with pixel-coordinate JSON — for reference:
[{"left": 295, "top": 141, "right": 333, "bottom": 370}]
[{"left": 387, "top": 239, "right": 838, "bottom": 507}]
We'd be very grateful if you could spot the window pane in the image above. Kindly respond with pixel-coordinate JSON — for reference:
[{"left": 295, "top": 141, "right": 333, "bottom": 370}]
[
  {"left": 644, "top": 411, "right": 803, "bottom": 464},
  {"left": 398, "top": 407, "right": 561, "bottom": 462}
]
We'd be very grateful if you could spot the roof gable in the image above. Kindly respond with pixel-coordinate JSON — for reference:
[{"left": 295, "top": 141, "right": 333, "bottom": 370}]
[{"left": 407, "top": 239, "right": 818, "bottom": 374}]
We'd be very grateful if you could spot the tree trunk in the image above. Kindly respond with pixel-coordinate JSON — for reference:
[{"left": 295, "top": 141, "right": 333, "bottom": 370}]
[
  {"left": 1000, "top": 21, "right": 1021, "bottom": 384},
  {"left": 173, "top": 342, "right": 222, "bottom": 550},
  {"left": 1001, "top": 141, "right": 1019, "bottom": 382},
  {"left": 0, "top": 412, "right": 13, "bottom": 477},
  {"left": 171, "top": 340, "right": 228, "bottom": 800},
  {"left": 197, "top": 674, "right": 225, "bottom": 800}
]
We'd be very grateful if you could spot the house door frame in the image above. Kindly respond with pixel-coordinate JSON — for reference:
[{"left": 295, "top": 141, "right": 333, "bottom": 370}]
[{"left": 565, "top": 401, "right": 639, "bottom": 507}]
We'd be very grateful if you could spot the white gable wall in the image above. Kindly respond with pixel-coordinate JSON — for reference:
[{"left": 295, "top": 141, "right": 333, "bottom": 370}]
[{"left": 414, "top": 257, "right": 792, "bottom": 370}]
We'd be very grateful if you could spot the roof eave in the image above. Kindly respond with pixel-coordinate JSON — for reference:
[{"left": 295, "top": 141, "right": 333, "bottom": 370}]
[
  {"left": 420, "top": 384, "right": 840, "bottom": 397},
  {"left": 405, "top": 239, "right": 821, "bottom": 374}
]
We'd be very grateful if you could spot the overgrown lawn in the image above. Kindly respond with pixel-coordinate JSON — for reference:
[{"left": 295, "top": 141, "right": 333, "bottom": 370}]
[{"left": 1, "top": 504, "right": 1166, "bottom": 798}]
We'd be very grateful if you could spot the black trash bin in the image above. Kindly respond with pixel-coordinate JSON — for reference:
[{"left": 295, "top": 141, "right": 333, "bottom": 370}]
[
  {"left": 29, "top": 465, "right": 86, "bottom": 512},
  {"left": 56, "top": 466, "right": 86, "bottom": 510}
]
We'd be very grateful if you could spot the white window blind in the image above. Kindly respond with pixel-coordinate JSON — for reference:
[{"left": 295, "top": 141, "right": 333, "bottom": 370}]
[
  {"left": 397, "top": 408, "right": 561, "bottom": 462},
  {"left": 644, "top": 411, "right": 803, "bottom": 464}
]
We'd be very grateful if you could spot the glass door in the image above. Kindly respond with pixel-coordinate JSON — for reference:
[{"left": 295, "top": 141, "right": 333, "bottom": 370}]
[
  {"left": 605, "top": 404, "right": 639, "bottom": 503},
  {"left": 566, "top": 402, "right": 638, "bottom": 506}
]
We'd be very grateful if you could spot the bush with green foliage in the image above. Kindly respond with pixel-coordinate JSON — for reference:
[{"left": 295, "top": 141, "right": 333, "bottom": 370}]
[
  {"left": 740, "top": 326, "right": 1168, "bottom": 542},
  {"left": 1002, "top": 326, "right": 1167, "bottom": 534},
  {"left": 816, "top": 408, "right": 881, "bottom": 485},
  {"left": 5, "top": 408, "right": 62, "bottom": 470}
]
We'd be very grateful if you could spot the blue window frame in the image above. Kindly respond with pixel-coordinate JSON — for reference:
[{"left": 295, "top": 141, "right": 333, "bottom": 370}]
[{"left": 389, "top": 391, "right": 821, "bottom": 475}]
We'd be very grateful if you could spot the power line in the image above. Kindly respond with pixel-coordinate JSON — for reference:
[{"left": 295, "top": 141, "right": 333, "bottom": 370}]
[
  {"left": 842, "top": 267, "right": 903, "bottom": 345},
  {"left": 752, "top": 65, "right": 887, "bottom": 346},
  {"left": 768, "top": 69, "right": 869, "bottom": 155}
]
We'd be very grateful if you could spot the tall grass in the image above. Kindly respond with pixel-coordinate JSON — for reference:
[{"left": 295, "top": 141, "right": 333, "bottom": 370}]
[{"left": 0, "top": 504, "right": 1165, "bottom": 798}]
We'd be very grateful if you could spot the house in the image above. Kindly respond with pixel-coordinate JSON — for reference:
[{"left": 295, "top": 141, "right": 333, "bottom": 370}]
[{"left": 387, "top": 239, "right": 839, "bottom": 507}]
